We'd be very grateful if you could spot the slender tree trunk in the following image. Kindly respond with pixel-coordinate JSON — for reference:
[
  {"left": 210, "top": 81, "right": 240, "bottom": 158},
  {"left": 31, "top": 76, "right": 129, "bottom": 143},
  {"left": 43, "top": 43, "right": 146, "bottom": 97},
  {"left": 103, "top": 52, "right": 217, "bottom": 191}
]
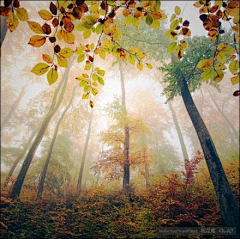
[
  {"left": 1, "top": 85, "right": 27, "bottom": 129},
  {"left": 1, "top": 17, "right": 7, "bottom": 47},
  {"left": 168, "top": 101, "right": 189, "bottom": 160},
  {"left": 199, "top": 88, "right": 204, "bottom": 116},
  {"left": 208, "top": 88, "right": 239, "bottom": 140},
  {"left": 119, "top": 64, "right": 130, "bottom": 192},
  {"left": 144, "top": 160, "right": 150, "bottom": 187},
  {"left": 178, "top": 73, "right": 239, "bottom": 234},
  {"left": 4, "top": 127, "right": 38, "bottom": 187},
  {"left": 9, "top": 58, "right": 75, "bottom": 198},
  {"left": 95, "top": 170, "right": 100, "bottom": 186},
  {"left": 77, "top": 109, "right": 93, "bottom": 194},
  {"left": 36, "top": 86, "right": 76, "bottom": 199}
]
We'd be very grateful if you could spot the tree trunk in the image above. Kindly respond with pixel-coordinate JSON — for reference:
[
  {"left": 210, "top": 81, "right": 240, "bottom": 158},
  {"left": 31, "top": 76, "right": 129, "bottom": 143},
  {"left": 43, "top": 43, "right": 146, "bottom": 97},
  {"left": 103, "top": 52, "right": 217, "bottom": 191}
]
[
  {"left": 168, "top": 101, "right": 189, "bottom": 160},
  {"left": 4, "top": 127, "right": 38, "bottom": 187},
  {"left": 208, "top": 88, "right": 239, "bottom": 140},
  {"left": 77, "top": 109, "right": 93, "bottom": 194},
  {"left": 119, "top": 64, "right": 130, "bottom": 192},
  {"left": 36, "top": 86, "right": 76, "bottom": 199},
  {"left": 1, "top": 17, "right": 7, "bottom": 47},
  {"left": 179, "top": 74, "right": 239, "bottom": 235},
  {"left": 9, "top": 58, "right": 74, "bottom": 198},
  {"left": 1, "top": 85, "right": 27, "bottom": 129}
]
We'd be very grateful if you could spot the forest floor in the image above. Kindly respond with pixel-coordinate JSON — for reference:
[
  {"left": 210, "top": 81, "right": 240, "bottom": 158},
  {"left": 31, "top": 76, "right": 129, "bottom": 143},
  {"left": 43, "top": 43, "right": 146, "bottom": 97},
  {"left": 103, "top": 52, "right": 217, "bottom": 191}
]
[{"left": 0, "top": 159, "right": 239, "bottom": 239}]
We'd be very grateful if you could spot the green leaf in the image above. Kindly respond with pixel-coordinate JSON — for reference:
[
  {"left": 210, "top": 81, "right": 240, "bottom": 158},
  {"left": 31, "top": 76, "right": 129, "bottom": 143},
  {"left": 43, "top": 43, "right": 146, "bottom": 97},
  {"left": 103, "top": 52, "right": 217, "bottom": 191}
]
[
  {"left": 167, "top": 42, "right": 177, "bottom": 53},
  {"left": 82, "top": 93, "right": 90, "bottom": 99},
  {"left": 96, "top": 24, "right": 103, "bottom": 34},
  {"left": 127, "top": 54, "right": 136, "bottom": 65},
  {"left": 83, "top": 29, "right": 92, "bottom": 39},
  {"left": 91, "top": 87, "right": 98, "bottom": 96},
  {"left": 201, "top": 68, "right": 214, "bottom": 81},
  {"left": 146, "top": 14, "right": 153, "bottom": 25},
  {"left": 231, "top": 74, "right": 239, "bottom": 85},
  {"left": 132, "top": 18, "right": 140, "bottom": 28},
  {"left": 84, "top": 85, "right": 90, "bottom": 92},
  {"left": 229, "top": 60, "right": 239, "bottom": 74},
  {"left": 76, "top": 24, "right": 86, "bottom": 31},
  {"left": 98, "top": 77, "right": 104, "bottom": 85},
  {"left": 31, "top": 63, "right": 49, "bottom": 75},
  {"left": 77, "top": 54, "right": 85, "bottom": 63},
  {"left": 97, "top": 69, "right": 105, "bottom": 76},
  {"left": 57, "top": 55, "right": 68, "bottom": 68},
  {"left": 175, "top": 6, "right": 181, "bottom": 15},
  {"left": 47, "top": 68, "right": 58, "bottom": 85},
  {"left": 59, "top": 48, "right": 73, "bottom": 58},
  {"left": 170, "top": 19, "right": 179, "bottom": 30}
]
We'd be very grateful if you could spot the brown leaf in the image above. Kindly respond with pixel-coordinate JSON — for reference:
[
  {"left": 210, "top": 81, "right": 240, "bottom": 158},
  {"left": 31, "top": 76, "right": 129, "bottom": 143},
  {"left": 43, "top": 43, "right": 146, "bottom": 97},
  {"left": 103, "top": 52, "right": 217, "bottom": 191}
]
[
  {"left": 50, "top": 2, "right": 57, "bottom": 15},
  {"left": 13, "top": 0, "right": 20, "bottom": 8},
  {"left": 182, "top": 20, "right": 190, "bottom": 27},
  {"left": 42, "top": 23, "right": 51, "bottom": 35},
  {"left": 28, "top": 35, "right": 46, "bottom": 47},
  {"left": 52, "top": 18, "right": 58, "bottom": 27},
  {"left": 233, "top": 90, "right": 240, "bottom": 96},
  {"left": 180, "top": 27, "right": 191, "bottom": 36},
  {"left": 4, "top": 0, "right": 12, "bottom": 8},
  {"left": 72, "top": 7, "right": 82, "bottom": 19},
  {"left": 0, "top": 7, "right": 11, "bottom": 16},
  {"left": 210, "top": 5, "right": 218, "bottom": 13},
  {"left": 49, "top": 36, "right": 56, "bottom": 43},
  {"left": 64, "top": 21, "right": 74, "bottom": 32},
  {"left": 54, "top": 44, "right": 61, "bottom": 53}
]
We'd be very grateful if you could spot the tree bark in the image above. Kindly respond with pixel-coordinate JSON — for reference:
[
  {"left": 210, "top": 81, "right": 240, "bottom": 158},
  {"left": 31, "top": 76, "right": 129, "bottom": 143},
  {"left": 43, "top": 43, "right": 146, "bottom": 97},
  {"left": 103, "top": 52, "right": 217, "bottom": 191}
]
[
  {"left": 119, "top": 64, "right": 130, "bottom": 192},
  {"left": 1, "top": 85, "right": 27, "bottom": 129},
  {"left": 168, "top": 101, "right": 189, "bottom": 160},
  {"left": 77, "top": 109, "right": 93, "bottom": 194},
  {"left": 9, "top": 58, "right": 74, "bottom": 198},
  {"left": 1, "top": 17, "right": 7, "bottom": 47},
  {"left": 4, "top": 127, "right": 38, "bottom": 187},
  {"left": 179, "top": 73, "right": 239, "bottom": 235},
  {"left": 208, "top": 88, "right": 239, "bottom": 140},
  {"left": 36, "top": 86, "right": 76, "bottom": 199}
]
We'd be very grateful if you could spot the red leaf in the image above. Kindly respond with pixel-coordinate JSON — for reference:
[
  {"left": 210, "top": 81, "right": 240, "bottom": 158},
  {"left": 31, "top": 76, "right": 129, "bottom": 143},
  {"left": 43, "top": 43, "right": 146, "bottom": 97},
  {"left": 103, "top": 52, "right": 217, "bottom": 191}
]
[{"left": 50, "top": 2, "right": 57, "bottom": 15}]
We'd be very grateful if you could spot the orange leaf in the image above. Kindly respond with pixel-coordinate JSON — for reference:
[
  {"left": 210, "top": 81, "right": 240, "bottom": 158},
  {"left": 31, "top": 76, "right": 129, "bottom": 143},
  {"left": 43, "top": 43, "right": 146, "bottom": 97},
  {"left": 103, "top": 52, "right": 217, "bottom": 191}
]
[{"left": 28, "top": 35, "right": 46, "bottom": 47}]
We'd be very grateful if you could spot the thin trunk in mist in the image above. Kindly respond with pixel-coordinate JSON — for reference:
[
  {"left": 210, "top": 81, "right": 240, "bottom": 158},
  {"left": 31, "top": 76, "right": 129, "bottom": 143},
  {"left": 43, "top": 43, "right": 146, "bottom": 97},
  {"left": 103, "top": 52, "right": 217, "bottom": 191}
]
[
  {"left": 4, "top": 127, "right": 38, "bottom": 187},
  {"left": 119, "top": 64, "right": 130, "bottom": 192},
  {"left": 36, "top": 86, "right": 77, "bottom": 199},
  {"left": 168, "top": 101, "right": 189, "bottom": 160},
  {"left": 208, "top": 88, "right": 239, "bottom": 140},
  {"left": 1, "top": 17, "right": 7, "bottom": 47},
  {"left": 95, "top": 170, "right": 100, "bottom": 186},
  {"left": 9, "top": 58, "right": 75, "bottom": 198},
  {"left": 1, "top": 85, "right": 27, "bottom": 129},
  {"left": 77, "top": 109, "right": 93, "bottom": 194},
  {"left": 142, "top": 134, "right": 150, "bottom": 187},
  {"left": 172, "top": 53, "right": 239, "bottom": 234}
]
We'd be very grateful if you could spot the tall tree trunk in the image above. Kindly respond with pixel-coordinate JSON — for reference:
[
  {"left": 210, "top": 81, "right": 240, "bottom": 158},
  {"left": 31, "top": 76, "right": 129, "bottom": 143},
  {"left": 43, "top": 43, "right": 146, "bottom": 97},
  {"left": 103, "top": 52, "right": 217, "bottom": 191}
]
[
  {"left": 36, "top": 86, "right": 76, "bottom": 199},
  {"left": 4, "top": 127, "right": 38, "bottom": 187},
  {"left": 178, "top": 71, "right": 239, "bottom": 234},
  {"left": 77, "top": 109, "right": 93, "bottom": 194},
  {"left": 1, "top": 85, "right": 27, "bottom": 129},
  {"left": 119, "top": 64, "right": 130, "bottom": 192},
  {"left": 208, "top": 88, "right": 239, "bottom": 140},
  {"left": 168, "top": 101, "right": 189, "bottom": 160},
  {"left": 95, "top": 169, "right": 100, "bottom": 186},
  {"left": 1, "top": 17, "right": 7, "bottom": 47},
  {"left": 9, "top": 57, "right": 75, "bottom": 198}
]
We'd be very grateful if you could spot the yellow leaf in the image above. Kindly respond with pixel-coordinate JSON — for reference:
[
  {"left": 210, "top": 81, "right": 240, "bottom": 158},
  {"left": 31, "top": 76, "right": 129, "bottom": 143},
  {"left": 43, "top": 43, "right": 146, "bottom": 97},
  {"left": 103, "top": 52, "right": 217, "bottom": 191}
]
[
  {"left": 124, "top": 15, "right": 132, "bottom": 26},
  {"left": 170, "top": 19, "right": 179, "bottom": 30},
  {"left": 221, "top": 46, "right": 235, "bottom": 55},
  {"left": 98, "top": 77, "right": 104, "bottom": 85},
  {"left": 229, "top": 60, "right": 239, "bottom": 74},
  {"left": 152, "top": 19, "right": 160, "bottom": 29},
  {"left": 57, "top": 30, "right": 64, "bottom": 40},
  {"left": 202, "top": 68, "right": 214, "bottom": 81},
  {"left": 127, "top": 54, "right": 136, "bottom": 65},
  {"left": 7, "top": 13, "right": 19, "bottom": 32},
  {"left": 38, "top": 10, "right": 53, "bottom": 20},
  {"left": 47, "top": 68, "right": 58, "bottom": 85},
  {"left": 175, "top": 6, "right": 181, "bottom": 15},
  {"left": 63, "top": 32, "right": 75, "bottom": 44},
  {"left": 15, "top": 8, "right": 28, "bottom": 21},
  {"left": 27, "top": 21, "right": 44, "bottom": 34},
  {"left": 31, "top": 63, "right": 49, "bottom": 75},
  {"left": 57, "top": 55, "right": 68, "bottom": 68},
  {"left": 42, "top": 54, "right": 53, "bottom": 64},
  {"left": 91, "top": 88, "right": 98, "bottom": 96},
  {"left": 215, "top": 63, "right": 226, "bottom": 71},
  {"left": 59, "top": 48, "right": 73, "bottom": 58},
  {"left": 28, "top": 35, "right": 46, "bottom": 47},
  {"left": 137, "top": 61, "right": 143, "bottom": 71},
  {"left": 231, "top": 74, "right": 239, "bottom": 85},
  {"left": 132, "top": 17, "right": 140, "bottom": 28},
  {"left": 146, "top": 63, "right": 153, "bottom": 69},
  {"left": 216, "top": 52, "right": 226, "bottom": 63},
  {"left": 193, "top": 1, "right": 204, "bottom": 8},
  {"left": 82, "top": 93, "right": 90, "bottom": 99}
]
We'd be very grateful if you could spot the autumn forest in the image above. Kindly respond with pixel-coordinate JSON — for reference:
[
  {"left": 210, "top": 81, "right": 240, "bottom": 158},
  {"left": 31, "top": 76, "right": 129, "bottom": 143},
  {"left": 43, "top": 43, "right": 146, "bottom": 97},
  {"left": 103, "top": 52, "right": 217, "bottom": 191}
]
[{"left": 0, "top": 0, "right": 239, "bottom": 238}]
